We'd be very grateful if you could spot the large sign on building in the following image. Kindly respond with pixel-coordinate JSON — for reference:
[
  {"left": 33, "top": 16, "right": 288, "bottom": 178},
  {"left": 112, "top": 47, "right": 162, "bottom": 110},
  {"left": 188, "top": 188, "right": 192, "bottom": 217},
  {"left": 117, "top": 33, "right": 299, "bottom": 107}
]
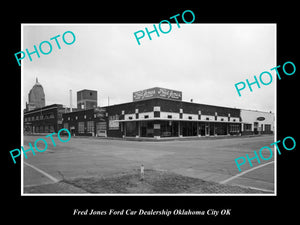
[{"left": 133, "top": 87, "right": 182, "bottom": 102}]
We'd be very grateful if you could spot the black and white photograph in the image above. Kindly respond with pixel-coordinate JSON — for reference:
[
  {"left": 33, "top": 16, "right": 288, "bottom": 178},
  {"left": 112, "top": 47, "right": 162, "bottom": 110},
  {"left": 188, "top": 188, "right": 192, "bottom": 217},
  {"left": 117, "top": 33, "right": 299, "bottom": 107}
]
[
  {"left": 4, "top": 5, "right": 298, "bottom": 224},
  {"left": 21, "top": 24, "right": 276, "bottom": 195}
]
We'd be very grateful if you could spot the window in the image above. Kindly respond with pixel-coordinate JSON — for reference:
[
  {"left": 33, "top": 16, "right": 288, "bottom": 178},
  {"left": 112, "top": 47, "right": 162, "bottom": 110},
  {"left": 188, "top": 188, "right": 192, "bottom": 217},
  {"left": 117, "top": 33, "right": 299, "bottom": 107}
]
[
  {"left": 44, "top": 125, "right": 50, "bottom": 133},
  {"left": 265, "top": 124, "right": 271, "bottom": 132},
  {"left": 78, "top": 122, "right": 85, "bottom": 133},
  {"left": 230, "top": 124, "right": 240, "bottom": 133},
  {"left": 64, "top": 123, "right": 69, "bottom": 130},
  {"left": 244, "top": 124, "right": 252, "bottom": 131},
  {"left": 87, "top": 121, "right": 94, "bottom": 133},
  {"left": 49, "top": 114, "right": 54, "bottom": 119},
  {"left": 109, "top": 115, "right": 119, "bottom": 120}
]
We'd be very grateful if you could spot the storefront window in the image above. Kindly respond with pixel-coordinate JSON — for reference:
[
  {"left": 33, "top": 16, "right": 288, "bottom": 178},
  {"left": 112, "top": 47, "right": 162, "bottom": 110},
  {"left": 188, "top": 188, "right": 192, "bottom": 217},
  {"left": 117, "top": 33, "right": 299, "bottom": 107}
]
[
  {"left": 140, "top": 121, "right": 154, "bottom": 137},
  {"left": 215, "top": 123, "right": 227, "bottom": 135},
  {"left": 230, "top": 124, "right": 240, "bottom": 133},
  {"left": 265, "top": 124, "right": 271, "bottom": 132},
  {"left": 244, "top": 124, "right": 252, "bottom": 131},
  {"left": 125, "top": 122, "right": 136, "bottom": 137},
  {"left": 78, "top": 122, "right": 85, "bottom": 133},
  {"left": 161, "top": 121, "right": 178, "bottom": 137},
  {"left": 182, "top": 122, "right": 197, "bottom": 136},
  {"left": 87, "top": 121, "right": 94, "bottom": 133},
  {"left": 64, "top": 123, "right": 69, "bottom": 130}
]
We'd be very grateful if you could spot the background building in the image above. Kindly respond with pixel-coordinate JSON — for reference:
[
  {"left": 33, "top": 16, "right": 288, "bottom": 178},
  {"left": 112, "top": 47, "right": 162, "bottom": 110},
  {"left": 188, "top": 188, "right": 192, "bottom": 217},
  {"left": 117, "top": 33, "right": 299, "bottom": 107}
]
[
  {"left": 25, "top": 78, "right": 45, "bottom": 111},
  {"left": 240, "top": 109, "right": 274, "bottom": 135},
  {"left": 23, "top": 79, "right": 71, "bottom": 134},
  {"left": 24, "top": 104, "right": 67, "bottom": 133},
  {"left": 77, "top": 89, "right": 97, "bottom": 110}
]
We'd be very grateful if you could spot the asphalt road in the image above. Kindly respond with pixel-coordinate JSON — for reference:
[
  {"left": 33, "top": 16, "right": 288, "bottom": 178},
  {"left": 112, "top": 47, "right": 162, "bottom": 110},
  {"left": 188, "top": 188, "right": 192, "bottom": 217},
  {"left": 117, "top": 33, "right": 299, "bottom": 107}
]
[{"left": 23, "top": 135, "right": 275, "bottom": 194}]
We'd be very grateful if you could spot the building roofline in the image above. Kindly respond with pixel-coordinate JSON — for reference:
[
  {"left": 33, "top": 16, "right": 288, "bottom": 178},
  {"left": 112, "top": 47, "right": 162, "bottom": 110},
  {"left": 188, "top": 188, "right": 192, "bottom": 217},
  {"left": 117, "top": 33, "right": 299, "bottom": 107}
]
[
  {"left": 24, "top": 103, "right": 63, "bottom": 114},
  {"left": 240, "top": 108, "right": 274, "bottom": 114},
  {"left": 101, "top": 97, "right": 240, "bottom": 111}
]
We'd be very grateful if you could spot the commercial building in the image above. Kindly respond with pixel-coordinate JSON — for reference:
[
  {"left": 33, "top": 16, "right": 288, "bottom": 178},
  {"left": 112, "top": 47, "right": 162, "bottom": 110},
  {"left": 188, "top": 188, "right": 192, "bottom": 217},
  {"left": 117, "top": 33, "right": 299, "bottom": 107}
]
[
  {"left": 24, "top": 104, "right": 67, "bottom": 133},
  {"left": 25, "top": 78, "right": 45, "bottom": 112},
  {"left": 24, "top": 84, "right": 274, "bottom": 138},
  {"left": 77, "top": 89, "right": 97, "bottom": 110},
  {"left": 62, "top": 87, "right": 253, "bottom": 138},
  {"left": 240, "top": 109, "right": 274, "bottom": 135}
]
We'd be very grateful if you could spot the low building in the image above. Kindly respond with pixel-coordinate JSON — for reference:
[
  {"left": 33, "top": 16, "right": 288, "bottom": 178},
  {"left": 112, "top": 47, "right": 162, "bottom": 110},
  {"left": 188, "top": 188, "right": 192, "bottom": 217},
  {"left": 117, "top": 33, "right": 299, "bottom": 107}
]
[
  {"left": 62, "top": 87, "right": 243, "bottom": 138},
  {"left": 24, "top": 104, "right": 68, "bottom": 134},
  {"left": 240, "top": 109, "right": 274, "bottom": 135}
]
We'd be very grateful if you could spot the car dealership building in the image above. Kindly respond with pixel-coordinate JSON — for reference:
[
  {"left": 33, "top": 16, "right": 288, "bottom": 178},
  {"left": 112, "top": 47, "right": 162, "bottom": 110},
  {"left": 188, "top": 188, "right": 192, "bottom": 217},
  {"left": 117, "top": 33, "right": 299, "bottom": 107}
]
[{"left": 61, "top": 87, "right": 274, "bottom": 138}]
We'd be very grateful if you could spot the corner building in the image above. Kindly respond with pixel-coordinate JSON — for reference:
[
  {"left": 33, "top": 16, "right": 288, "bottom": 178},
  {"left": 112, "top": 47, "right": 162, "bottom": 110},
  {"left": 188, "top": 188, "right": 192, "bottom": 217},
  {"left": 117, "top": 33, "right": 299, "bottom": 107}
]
[{"left": 62, "top": 87, "right": 243, "bottom": 138}]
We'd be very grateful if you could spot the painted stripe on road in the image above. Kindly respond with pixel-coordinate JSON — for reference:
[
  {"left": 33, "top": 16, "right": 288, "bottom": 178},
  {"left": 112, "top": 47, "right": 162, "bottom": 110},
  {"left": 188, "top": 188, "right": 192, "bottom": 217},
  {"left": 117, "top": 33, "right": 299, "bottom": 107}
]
[
  {"left": 232, "top": 184, "right": 274, "bottom": 193},
  {"left": 220, "top": 161, "right": 274, "bottom": 184},
  {"left": 24, "top": 162, "right": 59, "bottom": 183}
]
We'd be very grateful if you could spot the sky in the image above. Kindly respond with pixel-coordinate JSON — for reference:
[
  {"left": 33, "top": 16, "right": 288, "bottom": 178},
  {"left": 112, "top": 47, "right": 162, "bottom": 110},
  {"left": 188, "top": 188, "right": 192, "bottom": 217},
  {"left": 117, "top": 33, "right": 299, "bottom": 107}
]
[{"left": 22, "top": 23, "right": 276, "bottom": 112}]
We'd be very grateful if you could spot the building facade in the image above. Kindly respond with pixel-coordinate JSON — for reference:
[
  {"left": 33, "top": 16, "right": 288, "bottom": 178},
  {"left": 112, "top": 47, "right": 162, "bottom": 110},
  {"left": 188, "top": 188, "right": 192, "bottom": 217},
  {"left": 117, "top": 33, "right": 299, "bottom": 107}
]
[
  {"left": 26, "top": 78, "right": 45, "bottom": 111},
  {"left": 77, "top": 89, "right": 97, "bottom": 110},
  {"left": 24, "top": 87, "right": 274, "bottom": 138},
  {"left": 62, "top": 88, "right": 244, "bottom": 138},
  {"left": 24, "top": 104, "right": 67, "bottom": 134},
  {"left": 240, "top": 109, "right": 274, "bottom": 135}
]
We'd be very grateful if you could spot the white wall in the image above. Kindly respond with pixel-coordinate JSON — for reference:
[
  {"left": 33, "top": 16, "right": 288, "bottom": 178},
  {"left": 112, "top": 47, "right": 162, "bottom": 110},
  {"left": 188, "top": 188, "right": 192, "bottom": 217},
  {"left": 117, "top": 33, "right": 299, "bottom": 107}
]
[{"left": 240, "top": 109, "right": 274, "bottom": 131}]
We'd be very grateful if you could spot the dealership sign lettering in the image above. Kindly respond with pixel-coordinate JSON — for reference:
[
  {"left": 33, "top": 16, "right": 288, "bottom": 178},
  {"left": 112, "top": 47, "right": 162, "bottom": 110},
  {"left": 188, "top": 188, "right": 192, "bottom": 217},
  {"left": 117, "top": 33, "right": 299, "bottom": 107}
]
[{"left": 133, "top": 87, "right": 182, "bottom": 102}]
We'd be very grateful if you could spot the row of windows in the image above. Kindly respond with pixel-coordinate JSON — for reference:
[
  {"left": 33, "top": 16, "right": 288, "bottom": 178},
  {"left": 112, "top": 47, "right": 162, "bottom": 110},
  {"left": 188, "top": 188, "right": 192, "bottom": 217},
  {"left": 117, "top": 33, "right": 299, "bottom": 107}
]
[
  {"left": 109, "top": 115, "right": 119, "bottom": 120},
  {"left": 24, "top": 113, "right": 55, "bottom": 122},
  {"left": 24, "top": 125, "right": 55, "bottom": 133},
  {"left": 243, "top": 123, "right": 272, "bottom": 131},
  {"left": 65, "top": 121, "right": 95, "bottom": 133},
  {"left": 66, "top": 114, "right": 97, "bottom": 121},
  {"left": 229, "top": 124, "right": 240, "bottom": 132}
]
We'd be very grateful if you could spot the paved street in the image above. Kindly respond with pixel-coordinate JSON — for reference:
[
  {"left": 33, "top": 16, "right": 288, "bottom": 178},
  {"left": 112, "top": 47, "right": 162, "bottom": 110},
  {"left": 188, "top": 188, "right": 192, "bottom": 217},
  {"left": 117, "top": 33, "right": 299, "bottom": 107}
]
[{"left": 23, "top": 135, "right": 275, "bottom": 194}]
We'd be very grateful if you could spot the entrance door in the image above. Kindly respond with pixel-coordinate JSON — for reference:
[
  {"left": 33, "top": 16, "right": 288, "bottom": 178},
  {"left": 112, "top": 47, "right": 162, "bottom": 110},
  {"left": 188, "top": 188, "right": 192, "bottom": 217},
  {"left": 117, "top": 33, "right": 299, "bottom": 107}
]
[
  {"left": 199, "top": 123, "right": 206, "bottom": 136},
  {"left": 209, "top": 123, "right": 215, "bottom": 136},
  {"left": 253, "top": 122, "right": 259, "bottom": 134},
  {"left": 205, "top": 123, "right": 209, "bottom": 136},
  {"left": 96, "top": 122, "right": 107, "bottom": 137}
]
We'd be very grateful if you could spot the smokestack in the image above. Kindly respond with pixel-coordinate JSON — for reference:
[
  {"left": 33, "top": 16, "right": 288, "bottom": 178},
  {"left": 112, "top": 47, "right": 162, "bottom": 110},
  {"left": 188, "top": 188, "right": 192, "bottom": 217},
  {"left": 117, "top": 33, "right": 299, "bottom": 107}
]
[{"left": 69, "top": 89, "right": 73, "bottom": 112}]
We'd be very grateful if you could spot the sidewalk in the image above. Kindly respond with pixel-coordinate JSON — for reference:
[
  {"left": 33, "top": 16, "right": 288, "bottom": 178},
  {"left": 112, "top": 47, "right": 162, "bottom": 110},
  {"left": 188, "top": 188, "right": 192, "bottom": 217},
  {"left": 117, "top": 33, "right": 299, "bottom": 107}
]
[{"left": 24, "top": 133, "right": 272, "bottom": 142}]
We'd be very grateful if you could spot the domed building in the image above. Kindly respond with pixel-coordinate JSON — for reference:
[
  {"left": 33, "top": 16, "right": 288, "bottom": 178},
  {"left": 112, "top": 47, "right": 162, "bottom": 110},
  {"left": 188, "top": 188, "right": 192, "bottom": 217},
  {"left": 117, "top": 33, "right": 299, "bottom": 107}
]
[{"left": 26, "top": 78, "right": 45, "bottom": 111}]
